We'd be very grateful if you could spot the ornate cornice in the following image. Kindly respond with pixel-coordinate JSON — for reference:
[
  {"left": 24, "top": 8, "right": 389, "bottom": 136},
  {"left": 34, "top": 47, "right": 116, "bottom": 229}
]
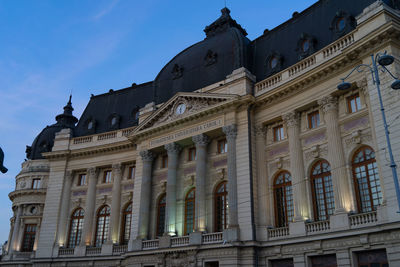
[{"left": 9, "top": 189, "right": 46, "bottom": 202}]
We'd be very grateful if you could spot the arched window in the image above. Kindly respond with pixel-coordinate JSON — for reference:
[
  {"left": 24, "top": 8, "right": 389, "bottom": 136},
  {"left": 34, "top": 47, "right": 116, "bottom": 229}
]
[
  {"left": 94, "top": 205, "right": 110, "bottom": 247},
  {"left": 310, "top": 160, "right": 334, "bottom": 221},
  {"left": 274, "top": 171, "right": 293, "bottom": 227},
  {"left": 120, "top": 202, "right": 132, "bottom": 245},
  {"left": 352, "top": 146, "right": 382, "bottom": 213},
  {"left": 156, "top": 194, "right": 166, "bottom": 236},
  {"left": 184, "top": 188, "right": 195, "bottom": 235},
  {"left": 68, "top": 208, "right": 84, "bottom": 248},
  {"left": 214, "top": 181, "right": 228, "bottom": 232}
]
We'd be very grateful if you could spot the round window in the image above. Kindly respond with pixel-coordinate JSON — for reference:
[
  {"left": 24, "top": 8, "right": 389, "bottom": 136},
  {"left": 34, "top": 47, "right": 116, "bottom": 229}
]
[
  {"left": 336, "top": 17, "right": 346, "bottom": 31},
  {"left": 88, "top": 121, "right": 93, "bottom": 130},
  {"left": 302, "top": 40, "right": 310, "bottom": 52},
  {"left": 270, "top": 57, "right": 278, "bottom": 69}
]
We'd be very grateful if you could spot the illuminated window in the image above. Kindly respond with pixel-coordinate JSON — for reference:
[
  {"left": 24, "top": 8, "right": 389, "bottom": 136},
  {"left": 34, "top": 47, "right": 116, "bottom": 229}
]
[
  {"left": 128, "top": 166, "right": 136, "bottom": 180},
  {"left": 217, "top": 139, "right": 227, "bottom": 154},
  {"left": 103, "top": 170, "right": 112, "bottom": 183},
  {"left": 188, "top": 147, "right": 196, "bottom": 161},
  {"left": 308, "top": 111, "right": 320, "bottom": 129},
  {"left": 68, "top": 208, "right": 84, "bottom": 248},
  {"left": 95, "top": 205, "right": 110, "bottom": 247},
  {"left": 77, "top": 174, "right": 87, "bottom": 186},
  {"left": 214, "top": 181, "right": 228, "bottom": 232},
  {"left": 31, "top": 179, "right": 41, "bottom": 189},
  {"left": 184, "top": 188, "right": 195, "bottom": 235},
  {"left": 156, "top": 194, "right": 166, "bottom": 236},
  {"left": 347, "top": 93, "right": 361, "bottom": 113},
  {"left": 21, "top": 224, "right": 37, "bottom": 252},
  {"left": 273, "top": 125, "right": 284, "bottom": 142},
  {"left": 121, "top": 202, "right": 132, "bottom": 244},
  {"left": 274, "top": 171, "right": 293, "bottom": 227},
  {"left": 161, "top": 155, "right": 168, "bottom": 168},
  {"left": 352, "top": 146, "right": 382, "bottom": 213},
  {"left": 310, "top": 160, "right": 334, "bottom": 221}
]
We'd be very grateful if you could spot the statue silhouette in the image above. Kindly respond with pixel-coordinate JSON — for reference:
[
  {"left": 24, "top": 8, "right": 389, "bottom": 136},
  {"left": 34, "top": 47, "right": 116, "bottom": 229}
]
[{"left": 0, "top": 147, "right": 8, "bottom": 174}]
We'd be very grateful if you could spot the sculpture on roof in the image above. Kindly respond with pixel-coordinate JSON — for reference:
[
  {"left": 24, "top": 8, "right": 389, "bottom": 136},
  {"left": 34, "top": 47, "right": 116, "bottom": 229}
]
[{"left": 0, "top": 147, "right": 8, "bottom": 174}]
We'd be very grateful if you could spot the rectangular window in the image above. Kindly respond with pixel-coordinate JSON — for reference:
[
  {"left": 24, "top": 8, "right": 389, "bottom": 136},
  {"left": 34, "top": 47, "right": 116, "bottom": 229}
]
[
  {"left": 188, "top": 147, "right": 196, "bottom": 161},
  {"left": 77, "top": 174, "right": 87, "bottom": 186},
  {"left": 161, "top": 155, "right": 168, "bottom": 169},
  {"left": 128, "top": 166, "right": 136, "bottom": 180},
  {"left": 270, "top": 258, "right": 294, "bottom": 267},
  {"left": 308, "top": 111, "right": 320, "bottom": 129},
  {"left": 31, "top": 179, "right": 41, "bottom": 189},
  {"left": 347, "top": 93, "right": 362, "bottom": 113},
  {"left": 357, "top": 249, "right": 388, "bottom": 267},
  {"left": 273, "top": 125, "right": 284, "bottom": 142},
  {"left": 217, "top": 139, "right": 227, "bottom": 154},
  {"left": 21, "top": 224, "right": 37, "bottom": 252},
  {"left": 103, "top": 170, "right": 112, "bottom": 183},
  {"left": 310, "top": 254, "right": 337, "bottom": 267}
]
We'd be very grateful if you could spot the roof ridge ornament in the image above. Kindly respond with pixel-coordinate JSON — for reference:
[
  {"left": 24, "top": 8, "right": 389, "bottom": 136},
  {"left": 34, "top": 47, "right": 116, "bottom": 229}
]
[{"left": 204, "top": 7, "right": 247, "bottom": 38}]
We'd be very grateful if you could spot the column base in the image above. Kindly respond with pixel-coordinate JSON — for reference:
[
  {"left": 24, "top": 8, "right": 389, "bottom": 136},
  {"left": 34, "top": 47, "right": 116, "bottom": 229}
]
[
  {"left": 159, "top": 235, "right": 171, "bottom": 248},
  {"left": 223, "top": 227, "right": 239, "bottom": 242},
  {"left": 289, "top": 221, "right": 306, "bottom": 237},
  {"left": 189, "top": 231, "right": 203, "bottom": 245},
  {"left": 330, "top": 212, "right": 350, "bottom": 231},
  {"left": 74, "top": 245, "right": 87, "bottom": 257},
  {"left": 101, "top": 242, "right": 113, "bottom": 255},
  {"left": 128, "top": 239, "right": 142, "bottom": 251}
]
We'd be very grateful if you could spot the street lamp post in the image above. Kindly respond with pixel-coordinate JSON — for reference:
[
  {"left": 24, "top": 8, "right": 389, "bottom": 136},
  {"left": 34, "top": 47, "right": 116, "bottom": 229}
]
[{"left": 337, "top": 52, "right": 400, "bottom": 212}]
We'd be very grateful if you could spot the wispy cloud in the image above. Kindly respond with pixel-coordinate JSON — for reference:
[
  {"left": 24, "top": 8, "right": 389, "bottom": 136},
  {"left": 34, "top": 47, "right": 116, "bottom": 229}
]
[{"left": 92, "top": 0, "right": 119, "bottom": 21}]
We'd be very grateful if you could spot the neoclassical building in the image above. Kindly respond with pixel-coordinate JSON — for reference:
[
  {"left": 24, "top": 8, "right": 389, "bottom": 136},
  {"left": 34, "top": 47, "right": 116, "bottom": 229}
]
[{"left": 3, "top": 0, "right": 400, "bottom": 266}]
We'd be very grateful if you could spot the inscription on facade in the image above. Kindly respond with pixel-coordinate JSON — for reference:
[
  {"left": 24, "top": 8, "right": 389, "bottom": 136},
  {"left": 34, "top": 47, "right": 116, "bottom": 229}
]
[{"left": 149, "top": 118, "right": 223, "bottom": 148}]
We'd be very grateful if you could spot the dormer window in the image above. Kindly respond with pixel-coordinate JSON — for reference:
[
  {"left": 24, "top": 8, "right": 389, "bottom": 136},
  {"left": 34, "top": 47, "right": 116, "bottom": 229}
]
[
  {"left": 336, "top": 17, "right": 346, "bottom": 32},
  {"left": 88, "top": 121, "right": 93, "bottom": 130},
  {"left": 301, "top": 40, "right": 310, "bottom": 53},
  {"left": 111, "top": 117, "right": 117, "bottom": 126},
  {"left": 86, "top": 118, "right": 96, "bottom": 134},
  {"left": 297, "top": 33, "right": 316, "bottom": 59},
  {"left": 270, "top": 57, "right": 278, "bottom": 69},
  {"left": 109, "top": 114, "right": 120, "bottom": 129}
]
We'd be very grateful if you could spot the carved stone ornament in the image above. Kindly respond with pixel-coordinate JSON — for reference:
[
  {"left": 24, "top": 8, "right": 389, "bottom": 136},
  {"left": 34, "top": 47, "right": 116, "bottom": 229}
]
[
  {"left": 185, "top": 175, "right": 195, "bottom": 187},
  {"left": 19, "top": 180, "right": 26, "bottom": 189},
  {"left": 282, "top": 111, "right": 299, "bottom": 128},
  {"left": 216, "top": 168, "right": 226, "bottom": 180},
  {"left": 140, "top": 150, "right": 154, "bottom": 162},
  {"left": 192, "top": 134, "right": 210, "bottom": 146},
  {"left": 171, "top": 64, "right": 184, "bottom": 79},
  {"left": 161, "top": 181, "right": 167, "bottom": 193},
  {"left": 318, "top": 95, "right": 338, "bottom": 114},
  {"left": 204, "top": 49, "right": 218, "bottom": 66},
  {"left": 112, "top": 163, "right": 122, "bottom": 176},
  {"left": 165, "top": 142, "right": 182, "bottom": 155},
  {"left": 254, "top": 124, "right": 267, "bottom": 137},
  {"left": 165, "top": 251, "right": 196, "bottom": 267},
  {"left": 87, "top": 167, "right": 98, "bottom": 177},
  {"left": 222, "top": 124, "right": 237, "bottom": 140},
  {"left": 345, "top": 130, "right": 372, "bottom": 146},
  {"left": 275, "top": 157, "right": 283, "bottom": 169}
]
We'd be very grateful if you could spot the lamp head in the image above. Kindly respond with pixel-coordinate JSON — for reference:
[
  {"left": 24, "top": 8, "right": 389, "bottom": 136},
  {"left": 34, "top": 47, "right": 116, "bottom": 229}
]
[
  {"left": 391, "top": 79, "right": 400, "bottom": 90},
  {"left": 378, "top": 54, "right": 394, "bottom": 66},
  {"left": 337, "top": 81, "right": 352, "bottom": 91}
]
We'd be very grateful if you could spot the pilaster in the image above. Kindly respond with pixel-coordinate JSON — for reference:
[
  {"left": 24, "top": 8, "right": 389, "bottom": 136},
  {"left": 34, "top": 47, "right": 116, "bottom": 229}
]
[
  {"left": 56, "top": 171, "right": 73, "bottom": 247},
  {"left": 80, "top": 167, "right": 98, "bottom": 246},
  {"left": 108, "top": 163, "right": 122, "bottom": 244}
]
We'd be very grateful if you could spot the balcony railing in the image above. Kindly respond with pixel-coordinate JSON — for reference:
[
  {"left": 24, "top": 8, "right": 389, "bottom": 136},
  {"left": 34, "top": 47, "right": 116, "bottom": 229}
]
[
  {"left": 268, "top": 226, "right": 289, "bottom": 239},
  {"left": 58, "top": 247, "right": 74, "bottom": 256},
  {"left": 86, "top": 247, "right": 101, "bottom": 255},
  {"left": 349, "top": 211, "right": 377, "bottom": 227},
  {"left": 202, "top": 232, "right": 223, "bottom": 244},
  {"left": 112, "top": 244, "right": 127, "bottom": 254},
  {"left": 142, "top": 239, "right": 159, "bottom": 250},
  {"left": 306, "top": 220, "right": 330, "bottom": 234},
  {"left": 171, "top": 236, "right": 189, "bottom": 247}
]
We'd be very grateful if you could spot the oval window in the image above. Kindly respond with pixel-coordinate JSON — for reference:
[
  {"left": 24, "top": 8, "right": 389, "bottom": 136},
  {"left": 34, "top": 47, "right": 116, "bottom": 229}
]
[
  {"left": 88, "top": 121, "right": 93, "bottom": 130},
  {"left": 111, "top": 117, "right": 117, "bottom": 125},
  {"left": 336, "top": 17, "right": 345, "bottom": 31},
  {"left": 270, "top": 57, "right": 278, "bottom": 69},
  {"left": 302, "top": 40, "right": 310, "bottom": 52}
]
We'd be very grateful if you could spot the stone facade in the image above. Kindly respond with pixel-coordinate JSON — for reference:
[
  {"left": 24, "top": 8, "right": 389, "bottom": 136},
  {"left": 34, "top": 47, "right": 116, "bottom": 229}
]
[{"left": 2, "top": 1, "right": 400, "bottom": 267}]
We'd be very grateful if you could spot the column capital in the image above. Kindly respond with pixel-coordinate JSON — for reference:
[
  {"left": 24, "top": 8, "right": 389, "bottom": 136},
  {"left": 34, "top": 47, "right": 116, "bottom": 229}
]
[
  {"left": 87, "top": 167, "right": 98, "bottom": 177},
  {"left": 164, "top": 142, "right": 182, "bottom": 154},
  {"left": 139, "top": 150, "right": 154, "bottom": 162},
  {"left": 192, "top": 134, "right": 210, "bottom": 146},
  {"left": 112, "top": 163, "right": 122, "bottom": 175},
  {"left": 222, "top": 124, "right": 237, "bottom": 140},
  {"left": 318, "top": 95, "right": 338, "bottom": 114},
  {"left": 282, "top": 111, "right": 299, "bottom": 128},
  {"left": 254, "top": 124, "right": 267, "bottom": 137}
]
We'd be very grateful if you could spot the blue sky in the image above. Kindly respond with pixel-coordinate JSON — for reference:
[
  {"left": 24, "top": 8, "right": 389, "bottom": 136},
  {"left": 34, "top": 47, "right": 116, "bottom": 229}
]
[{"left": 0, "top": 0, "right": 316, "bottom": 243}]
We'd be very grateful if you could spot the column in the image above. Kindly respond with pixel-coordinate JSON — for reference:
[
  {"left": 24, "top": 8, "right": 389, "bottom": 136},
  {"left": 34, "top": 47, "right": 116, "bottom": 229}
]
[
  {"left": 319, "top": 95, "right": 352, "bottom": 212},
  {"left": 283, "top": 111, "right": 309, "bottom": 221},
  {"left": 80, "top": 167, "right": 98, "bottom": 246},
  {"left": 222, "top": 124, "right": 239, "bottom": 228},
  {"left": 137, "top": 150, "right": 154, "bottom": 239},
  {"left": 9, "top": 205, "right": 22, "bottom": 253},
  {"left": 108, "top": 163, "right": 122, "bottom": 243},
  {"left": 164, "top": 143, "right": 182, "bottom": 235},
  {"left": 192, "top": 134, "right": 210, "bottom": 232},
  {"left": 56, "top": 171, "right": 73, "bottom": 247}
]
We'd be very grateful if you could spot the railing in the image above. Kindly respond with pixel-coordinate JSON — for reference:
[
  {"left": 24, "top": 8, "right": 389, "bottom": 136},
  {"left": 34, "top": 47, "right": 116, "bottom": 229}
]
[
  {"left": 256, "top": 74, "right": 282, "bottom": 93},
  {"left": 349, "top": 211, "right": 377, "bottom": 227},
  {"left": 58, "top": 247, "right": 74, "bottom": 256},
  {"left": 202, "top": 232, "right": 223, "bottom": 244},
  {"left": 112, "top": 244, "right": 127, "bottom": 254},
  {"left": 86, "top": 247, "right": 101, "bottom": 255},
  {"left": 171, "top": 236, "right": 189, "bottom": 247},
  {"left": 122, "top": 128, "right": 135, "bottom": 137},
  {"left": 14, "top": 252, "right": 32, "bottom": 259},
  {"left": 268, "top": 226, "right": 289, "bottom": 239},
  {"left": 306, "top": 220, "right": 330, "bottom": 234},
  {"left": 143, "top": 239, "right": 159, "bottom": 250},
  {"left": 322, "top": 33, "right": 355, "bottom": 58},
  {"left": 97, "top": 131, "right": 117, "bottom": 140},
  {"left": 73, "top": 136, "right": 93, "bottom": 144},
  {"left": 288, "top": 56, "right": 316, "bottom": 77}
]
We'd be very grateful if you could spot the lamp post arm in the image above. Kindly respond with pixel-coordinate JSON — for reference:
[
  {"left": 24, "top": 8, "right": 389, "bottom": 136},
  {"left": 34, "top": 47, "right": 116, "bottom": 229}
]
[
  {"left": 339, "top": 64, "right": 375, "bottom": 83},
  {"left": 371, "top": 54, "right": 400, "bottom": 212},
  {"left": 380, "top": 65, "right": 399, "bottom": 80}
]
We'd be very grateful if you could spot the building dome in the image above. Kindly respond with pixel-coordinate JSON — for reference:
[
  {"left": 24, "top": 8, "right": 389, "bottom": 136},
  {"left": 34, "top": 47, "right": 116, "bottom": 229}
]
[
  {"left": 154, "top": 8, "right": 251, "bottom": 104},
  {"left": 26, "top": 96, "right": 78, "bottom": 160}
]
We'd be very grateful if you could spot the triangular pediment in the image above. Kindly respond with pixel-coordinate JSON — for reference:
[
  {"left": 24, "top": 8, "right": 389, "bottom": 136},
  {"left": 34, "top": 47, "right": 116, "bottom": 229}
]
[{"left": 135, "top": 92, "right": 238, "bottom": 133}]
